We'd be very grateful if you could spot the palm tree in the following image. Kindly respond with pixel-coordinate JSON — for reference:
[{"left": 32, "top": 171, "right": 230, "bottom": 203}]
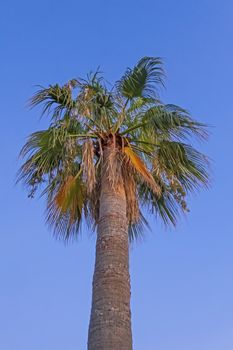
[{"left": 18, "top": 57, "right": 209, "bottom": 350}]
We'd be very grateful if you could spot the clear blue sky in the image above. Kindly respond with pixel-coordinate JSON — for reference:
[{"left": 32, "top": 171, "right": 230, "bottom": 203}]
[{"left": 1, "top": 1, "right": 232, "bottom": 349}]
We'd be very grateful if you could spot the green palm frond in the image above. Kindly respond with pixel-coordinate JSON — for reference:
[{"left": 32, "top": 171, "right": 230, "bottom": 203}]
[
  {"left": 18, "top": 129, "right": 63, "bottom": 195},
  {"left": 17, "top": 118, "right": 83, "bottom": 197},
  {"left": 116, "top": 57, "right": 164, "bottom": 100},
  {"left": 128, "top": 211, "right": 149, "bottom": 242},
  {"left": 138, "top": 181, "right": 180, "bottom": 226},
  {"left": 30, "top": 83, "right": 76, "bottom": 119},
  {"left": 126, "top": 97, "right": 160, "bottom": 117},
  {"left": 141, "top": 104, "right": 208, "bottom": 141},
  {"left": 122, "top": 104, "right": 208, "bottom": 142},
  {"left": 76, "top": 71, "right": 116, "bottom": 130},
  {"left": 154, "top": 141, "right": 209, "bottom": 192}
]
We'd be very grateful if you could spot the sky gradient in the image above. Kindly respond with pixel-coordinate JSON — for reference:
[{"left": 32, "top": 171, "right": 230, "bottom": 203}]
[{"left": 1, "top": 1, "right": 233, "bottom": 349}]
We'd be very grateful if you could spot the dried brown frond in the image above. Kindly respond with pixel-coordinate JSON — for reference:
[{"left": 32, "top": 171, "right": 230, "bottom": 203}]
[
  {"left": 82, "top": 140, "right": 96, "bottom": 194},
  {"left": 123, "top": 146, "right": 161, "bottom": 197},
  {"left": 105, "top": 149, "right": 119, "bottom": 190},
  {"left": 88, "top": 170, "right": 101, "bottom": 226},
  {"left": 102, "top": 136, "right": 123, "bottom": 191},
  {"left": 56, "top": 175, "right": 77, "bottom": 212},
  {"left": 122, "top": 161, "right": 140, "bottom": 224},
  {"left": 48, "top": 175, "right": 84, "bottom": 240}
]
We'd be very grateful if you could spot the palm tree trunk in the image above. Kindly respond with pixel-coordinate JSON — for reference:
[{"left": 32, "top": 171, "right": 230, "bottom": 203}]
[{"left": 88, "top": 146, "right": 132, "bottom": 350}]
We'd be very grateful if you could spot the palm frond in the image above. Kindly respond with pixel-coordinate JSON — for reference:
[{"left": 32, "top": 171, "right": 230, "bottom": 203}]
[
  {"left": 128, "top": 211, "right": 149, "bottom": 242},
  {"left": 116, "top": 57, "right": 164, "bottom": 99},
  {"left": 47, "top": 175, "right": 85, "bottom": 240},
  {"left": 154, "top": 141, "right": 209, "bottom": 192},
  {"left": 17, "top": 118, "right": 83, "bottom": 197},
  {"left": 138, "top": 182, "right": 180, "bottom": 226},
  {"left": 30, "top": 84, "right": 75, "bottom": 119},
  {"left": 122, "top": 161, "right": 140, "bottom": 224},
  {"left": 141, "top": 104, "right": 208, "bottom": 141},
  {"left": 127, "top": 97, "right": 160, "bottom": 114},
  {"left": 123, "top": 146, "right": 161, "bottom": 196},
  {"left": 82, "top": 140, "right": 96, "bottom": 194},
  {"left": 77, "top": 73, "right": 115, "bottom": 129}
]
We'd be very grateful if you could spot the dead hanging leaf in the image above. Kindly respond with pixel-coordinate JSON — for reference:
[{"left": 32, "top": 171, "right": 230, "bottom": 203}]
[
  {"left": 101, "top": 136, "right": 123, "bottom": 192},
  {"left": 47, "top": 175, "right": 84, "bottom": 240},
  {"left": 55, "top": 174, "right": 84, "bottom": 225},
  {"left": 82, "top": 140, "right": 96, "bottom": 194},
  {"left": 104, "top": 148, "right": 122, "bottom": 190},
  {"left": 123, "top": 146, "right": 161, "bottom": 196},
  {"left": 55, "top": 176, "right": 77, "bottom": 212},
  {"left": 122, "top": 162, "right": 140, "bottom": 224}
]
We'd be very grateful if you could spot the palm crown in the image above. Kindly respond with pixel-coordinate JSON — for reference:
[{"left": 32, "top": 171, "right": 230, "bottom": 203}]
[{"left": 18, "top": 57, "right": 209, "bottom": 240}]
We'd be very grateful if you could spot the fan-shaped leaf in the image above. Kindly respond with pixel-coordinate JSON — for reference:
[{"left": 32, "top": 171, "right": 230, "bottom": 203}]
[{"left": 117, "top": 57, "right": 164, "bottom": 99}]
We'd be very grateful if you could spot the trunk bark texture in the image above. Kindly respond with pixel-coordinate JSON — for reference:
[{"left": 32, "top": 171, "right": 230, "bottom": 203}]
[{"left": 88, "top": 146, "right": 132, "bottom": 350}]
